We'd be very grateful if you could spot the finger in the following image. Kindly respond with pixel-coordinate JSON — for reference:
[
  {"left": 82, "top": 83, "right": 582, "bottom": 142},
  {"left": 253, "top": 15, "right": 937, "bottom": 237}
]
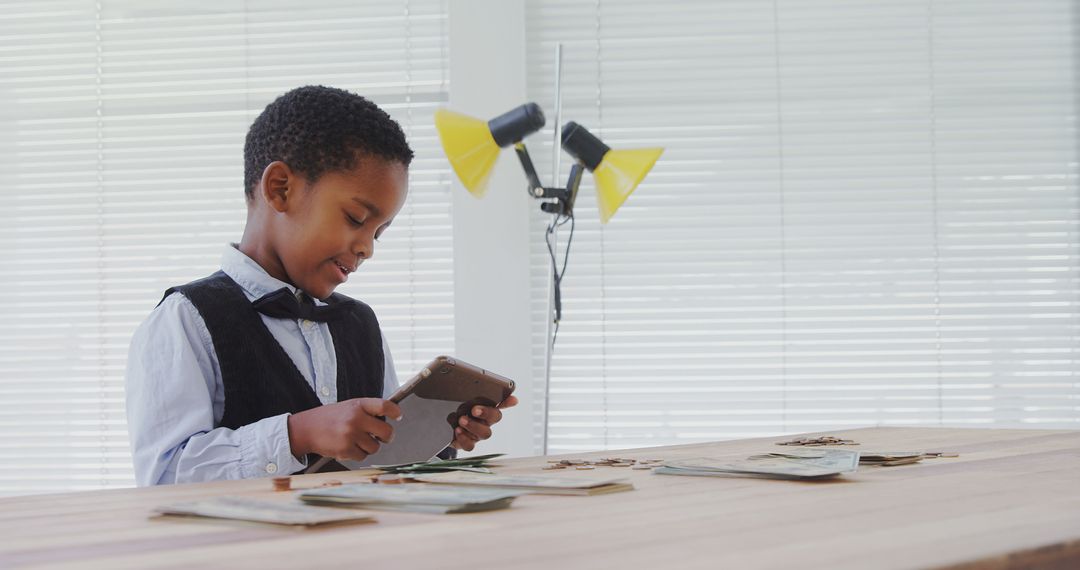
[
  {"left": 381, "top": 400, "right": 402, "bottom": 421},
  {"left": 464, "top": 415, "right": 491, "bottom": 427},
  {"left": 454, "top": 428, "right": 477, "bottom": 451},
  {"left": 367, "top": 418, "right": 394, "bottom": 444},
  {"left": 497, "top": 395, "right": 519, "bottom": 409},
  {"left": 456, "top": 425, "right": 480, "bottom": 442},
  {"left": 460, "top": 416, "right": 492, "bottom": 440},
  {"left": 361, "top": 398, "right": 403, "bottom": 420},
  {"left": 471, "top": 405, "right": 502, "bottom": 425},
  {"left": 355, "top": 432, "right": 382, "bottom": 455}
]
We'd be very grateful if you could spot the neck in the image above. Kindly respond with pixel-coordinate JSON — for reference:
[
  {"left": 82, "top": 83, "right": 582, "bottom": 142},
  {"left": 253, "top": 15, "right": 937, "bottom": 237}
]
[{"left": 238, "top": 224, "right": 291, "bottom": 286}]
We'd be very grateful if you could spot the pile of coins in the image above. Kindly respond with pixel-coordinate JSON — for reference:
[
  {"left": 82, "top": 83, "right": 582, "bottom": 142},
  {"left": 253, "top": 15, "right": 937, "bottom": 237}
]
[
  {"left": 543, "top": 457, "right": 664, "bottom": 471},
  {"left": 776, "top": 436, "right": 859, "bottom": 447},
  {"left": 271, "top": 476, "right": 292, "bottom": 492}
]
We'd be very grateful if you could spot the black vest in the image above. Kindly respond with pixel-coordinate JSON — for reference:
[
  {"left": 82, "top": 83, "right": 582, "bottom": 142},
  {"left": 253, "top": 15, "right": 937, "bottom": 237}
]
[{"left": 162, "top": 271, "right": 385, "bottom": 433}]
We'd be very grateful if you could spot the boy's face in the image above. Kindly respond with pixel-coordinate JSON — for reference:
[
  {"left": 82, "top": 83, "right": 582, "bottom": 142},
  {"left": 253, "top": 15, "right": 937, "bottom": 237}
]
[{"left": 271, "top": 157, "right": 408, "bottom": 300}]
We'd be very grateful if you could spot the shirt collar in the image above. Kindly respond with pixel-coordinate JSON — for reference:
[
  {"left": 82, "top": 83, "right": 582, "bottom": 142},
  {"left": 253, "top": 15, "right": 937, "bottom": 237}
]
[{"left": 221, "top": 244, "right": 301, "bottom": 302}]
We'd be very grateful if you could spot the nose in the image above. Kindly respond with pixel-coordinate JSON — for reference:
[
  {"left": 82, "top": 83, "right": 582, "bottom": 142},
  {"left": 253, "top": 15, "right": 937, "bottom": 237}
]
[{"left": 353, "top": 233, "right": 373, "bottom": 262}]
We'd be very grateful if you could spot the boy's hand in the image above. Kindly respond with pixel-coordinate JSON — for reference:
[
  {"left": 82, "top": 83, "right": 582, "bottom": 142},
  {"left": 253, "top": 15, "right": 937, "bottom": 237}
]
[
  {"left": 451, "top": 395, "right": 519, "bottom": 452},
  {"left": 287, "top": 398, "right": 401, "bottom": 461}
]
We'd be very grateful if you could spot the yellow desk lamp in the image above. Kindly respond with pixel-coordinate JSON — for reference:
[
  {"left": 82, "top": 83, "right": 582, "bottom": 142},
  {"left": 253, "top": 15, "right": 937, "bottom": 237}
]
[
  {"left": 434, "top": 103, "right": 546, "bottom": 199},
  {"left": 435, "top": 103, "right": 662, "bottom": 222},
  {"left": 559, "top": 121, "right": 663, "bottom": 223}
]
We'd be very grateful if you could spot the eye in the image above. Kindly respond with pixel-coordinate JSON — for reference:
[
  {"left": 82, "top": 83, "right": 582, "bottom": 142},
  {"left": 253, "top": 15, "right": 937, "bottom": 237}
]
[
  {"left": 346, "top": 214, "right": 364, "bottom": 228},
  {"left": 374, "top": 225, "right": 388, "bottom": 242}
]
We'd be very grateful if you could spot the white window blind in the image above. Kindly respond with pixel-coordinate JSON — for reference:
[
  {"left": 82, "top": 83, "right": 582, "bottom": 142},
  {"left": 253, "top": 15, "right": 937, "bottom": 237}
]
[
  {"left": 526, "top": 0, "right": 1079, "bottom": 453},
  {"left": 0, "top": 0, "right": 451, "bottom": 496}
]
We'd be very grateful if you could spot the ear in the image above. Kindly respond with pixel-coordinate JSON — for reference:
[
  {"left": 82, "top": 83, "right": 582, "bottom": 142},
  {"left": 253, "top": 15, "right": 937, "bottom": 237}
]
[{"left": 259, "top": 161, "right": 296, "bottom": 213}]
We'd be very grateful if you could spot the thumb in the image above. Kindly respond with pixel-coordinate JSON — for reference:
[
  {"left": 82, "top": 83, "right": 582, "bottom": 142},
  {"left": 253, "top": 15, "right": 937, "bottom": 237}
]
[{"left": 362, "top": 398, "right": 403, "bottom": 420}]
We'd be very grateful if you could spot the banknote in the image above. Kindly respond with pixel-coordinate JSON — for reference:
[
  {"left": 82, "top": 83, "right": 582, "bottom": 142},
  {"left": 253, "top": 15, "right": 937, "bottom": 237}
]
[
  {"left": 299, "top": 482, "right": 521, "bottom": 514},
  {"left": 858, "top": 452, "right": 926, "bottom": 466},
  {"left": 408, "top": 472, "right": 634, "bottom": 495},
  {"left": 375, "top": 453, "right": 505, "bottom": 474},
  {"left": 656, "top": 449, "right": 860, "bottom": 480},
  {"left": 154, "top": 496, "right": 376, "bottom": 527}
]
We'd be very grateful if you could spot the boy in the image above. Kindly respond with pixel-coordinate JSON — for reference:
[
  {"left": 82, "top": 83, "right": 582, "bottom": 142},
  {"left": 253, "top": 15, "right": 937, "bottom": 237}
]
[{"left": 125, "top": 86, "right": 517, "bottom": 486}]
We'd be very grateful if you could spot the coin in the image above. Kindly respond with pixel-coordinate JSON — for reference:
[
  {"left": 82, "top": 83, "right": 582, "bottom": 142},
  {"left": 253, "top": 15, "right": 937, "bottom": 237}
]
[
  {"left": 777, "top": 435, "right": 860, "bottom": 447},
  {"left": 271, "top": 476, "right": 291, "bottom": 492}
]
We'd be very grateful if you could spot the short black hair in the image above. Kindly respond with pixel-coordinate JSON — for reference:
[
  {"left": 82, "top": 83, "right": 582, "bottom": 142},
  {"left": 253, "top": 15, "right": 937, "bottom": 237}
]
[{"left": 243, "top": 85, "right": 414, "bottom": 200}]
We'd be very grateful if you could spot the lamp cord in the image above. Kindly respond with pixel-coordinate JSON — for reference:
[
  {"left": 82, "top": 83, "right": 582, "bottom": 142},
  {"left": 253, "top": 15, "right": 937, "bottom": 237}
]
[{"left": 545, "top": 210, "right": 576, "bottom": 347}]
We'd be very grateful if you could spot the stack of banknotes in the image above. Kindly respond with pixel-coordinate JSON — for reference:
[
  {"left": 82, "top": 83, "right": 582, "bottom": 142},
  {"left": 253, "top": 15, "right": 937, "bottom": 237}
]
[
  {"left": 655, "top": 449, "right": 860, "bottom": 480},
  {"left": 299, "top": 483, "right": 521, "bottom": 514}
]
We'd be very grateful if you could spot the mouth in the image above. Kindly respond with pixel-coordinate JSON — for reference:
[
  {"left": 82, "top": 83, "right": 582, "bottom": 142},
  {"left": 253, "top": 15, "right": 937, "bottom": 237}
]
[{"left": 332, "top": 259, "right": 355, "bottom": 281}]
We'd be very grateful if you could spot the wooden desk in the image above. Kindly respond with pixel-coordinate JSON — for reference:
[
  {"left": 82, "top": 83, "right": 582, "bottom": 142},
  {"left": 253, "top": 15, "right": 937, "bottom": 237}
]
[{"left": 1, "top": 427, "right": 1078, "bottom": 569}]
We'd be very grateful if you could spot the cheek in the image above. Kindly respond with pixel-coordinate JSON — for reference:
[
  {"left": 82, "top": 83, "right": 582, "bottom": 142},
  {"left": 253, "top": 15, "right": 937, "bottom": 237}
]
[
  {"left": 293, "top": 222, "right": 350, "bottom": 263},
  {"left": 280, "top": 205, "right": 351, "bottom": 266},
  {"left": 279, "top": 224, "right": 325, "bottom": 271}
]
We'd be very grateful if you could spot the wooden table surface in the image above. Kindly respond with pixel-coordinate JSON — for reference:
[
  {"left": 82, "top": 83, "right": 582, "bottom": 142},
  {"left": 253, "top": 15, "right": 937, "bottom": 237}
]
[{"left": 1, "top": 427, "right": 1078, "bottom": 570}]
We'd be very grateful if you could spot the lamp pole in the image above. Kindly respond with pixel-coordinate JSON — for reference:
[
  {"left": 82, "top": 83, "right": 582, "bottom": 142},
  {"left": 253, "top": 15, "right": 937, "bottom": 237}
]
[{"left": 541, "top": 43, "right": 563, "bottom": 456}]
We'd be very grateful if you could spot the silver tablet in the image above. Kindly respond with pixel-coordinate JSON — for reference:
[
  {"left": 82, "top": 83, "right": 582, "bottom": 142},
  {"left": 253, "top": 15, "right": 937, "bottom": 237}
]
[{"left": 309, "top": 356, "right": 515, "bottom": 472}]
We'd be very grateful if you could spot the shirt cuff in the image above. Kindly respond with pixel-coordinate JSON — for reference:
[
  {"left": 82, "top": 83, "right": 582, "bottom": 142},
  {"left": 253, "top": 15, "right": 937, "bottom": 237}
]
[{"left": 237, "top": 413, "right": 308, "bottom": 478}]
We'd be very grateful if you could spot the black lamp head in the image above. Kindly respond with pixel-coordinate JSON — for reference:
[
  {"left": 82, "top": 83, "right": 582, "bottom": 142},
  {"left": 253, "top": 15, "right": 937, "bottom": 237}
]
[
  {"left": 487, "top": 102, "right": 546, "bottom": 147},
  {"left": 560, "top": 121, "right": 611, "bottom": 171}
]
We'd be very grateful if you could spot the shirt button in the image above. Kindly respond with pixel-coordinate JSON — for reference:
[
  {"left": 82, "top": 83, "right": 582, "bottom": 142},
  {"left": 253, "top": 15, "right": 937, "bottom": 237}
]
[
  {"left": 266, "top": 462, "right": 278, "bottom": 474},
  {"left": 301, "top": 320, "right": 314, "bottom": 330},
  {"left": 320, "top": 385, "right": 330, "bottom": 397}
]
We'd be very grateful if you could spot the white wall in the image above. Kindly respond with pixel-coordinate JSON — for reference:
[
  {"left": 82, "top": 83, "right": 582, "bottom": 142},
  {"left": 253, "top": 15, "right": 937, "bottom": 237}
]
[{"left": 448, "top": 0, "right": 537, "bottom": 457}]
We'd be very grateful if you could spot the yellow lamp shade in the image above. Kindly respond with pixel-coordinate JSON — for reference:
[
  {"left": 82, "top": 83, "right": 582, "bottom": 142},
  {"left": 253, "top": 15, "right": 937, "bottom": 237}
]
[
  {"left": 434, "top": 109, "right": 501, "bottom": 198},
  {"left": 592, "top": 147, "right": 664, "bottom": 223}
]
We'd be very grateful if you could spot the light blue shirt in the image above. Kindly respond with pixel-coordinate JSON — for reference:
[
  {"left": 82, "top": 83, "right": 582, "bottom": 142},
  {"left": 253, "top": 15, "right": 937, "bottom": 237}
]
[{"left": 125, "top": 245, "right": 399, "bottom": 486}]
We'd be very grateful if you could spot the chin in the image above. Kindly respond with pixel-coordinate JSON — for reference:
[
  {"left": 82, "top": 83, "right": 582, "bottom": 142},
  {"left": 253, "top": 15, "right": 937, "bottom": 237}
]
[
  {"left": 312, "top": 285, "right": 336, "bottom": 300},
  {"left": 298, "top": 279, "right": 332, "bottom": 301}
]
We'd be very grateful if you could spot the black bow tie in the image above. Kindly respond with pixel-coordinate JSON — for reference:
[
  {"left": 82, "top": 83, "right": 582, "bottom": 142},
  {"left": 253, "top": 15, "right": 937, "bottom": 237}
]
[{"left": 251, "top": 288, "right": 352, "bottom": 322}]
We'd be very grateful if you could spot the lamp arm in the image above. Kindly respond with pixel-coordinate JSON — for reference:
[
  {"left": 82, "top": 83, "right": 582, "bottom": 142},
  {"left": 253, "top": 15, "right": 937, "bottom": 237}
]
[
  {"left": 516, "top": 141, "right": 579, "bottom": 217},
  {"left": 565, "top": 162, "right": 584, "bottom": 213},
  {"left": 513, "top": 142, "right": 544, "bottom": 196}
]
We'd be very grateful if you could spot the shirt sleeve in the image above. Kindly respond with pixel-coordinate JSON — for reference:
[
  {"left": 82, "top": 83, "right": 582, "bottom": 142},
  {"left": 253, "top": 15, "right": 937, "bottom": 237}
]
[
  {"left": 124, "top": 293, "right": 306, "bottom": 486},
  {"left": 381, "top": 334, "right": 400, "bottom": 398}
]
